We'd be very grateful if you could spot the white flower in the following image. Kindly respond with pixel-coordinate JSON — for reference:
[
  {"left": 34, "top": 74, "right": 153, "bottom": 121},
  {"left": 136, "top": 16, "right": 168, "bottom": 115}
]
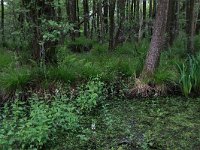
[{"left": 91, "top": 123, "right": 96, "bottom": 130}]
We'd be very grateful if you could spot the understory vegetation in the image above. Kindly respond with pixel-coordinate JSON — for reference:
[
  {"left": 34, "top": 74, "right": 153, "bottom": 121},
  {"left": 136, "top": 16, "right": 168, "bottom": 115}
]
[
  {"left": 1, "top": 0, "right": 200, "bottom": 149},
  {"left": 1, "top": 34, "right": 200, "bottom": 98},
  {"left": 1, "top": 81, "right": 200, "bottom": 149},
  {"left": 1, "top": 34, "right": 200, "bottom": 149}
]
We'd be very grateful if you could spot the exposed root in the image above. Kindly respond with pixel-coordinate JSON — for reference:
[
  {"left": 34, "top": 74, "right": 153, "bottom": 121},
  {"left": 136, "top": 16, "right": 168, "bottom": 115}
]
[{"left": 127, "top": 78, "right": 167, "bottom": 98}]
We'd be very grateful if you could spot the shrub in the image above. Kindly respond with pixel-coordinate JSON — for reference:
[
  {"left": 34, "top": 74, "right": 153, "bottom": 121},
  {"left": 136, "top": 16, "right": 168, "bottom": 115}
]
[
  {"left": 76, "top": 77, "right": 105, "bottom": 113},
  {"left": 0, "top": 94, "right": 79, "bottom": 149},
  {"left": 0, "top": 77, "right": 107, "bottom": 149}
]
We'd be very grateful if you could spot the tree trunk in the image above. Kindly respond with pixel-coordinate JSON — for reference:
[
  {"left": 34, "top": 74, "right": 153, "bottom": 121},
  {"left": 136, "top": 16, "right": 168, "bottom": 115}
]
[
  {"left": 103, "top": 0, "right": 109, "bottom": 33},
  {"left": 153, "top": 0, "right": 157, "bottom": 18},
  {"left": 141, "top": 0, "right": 169, "bottom": 77},
  {"left": 109, "top": 0, "right": 116, "bottom": 50},
  {"left": 149, "top": 0, "right": 153, "bottom": 18},
  {"left": 97, "top": 0, "right": 103, "bottom": 43},
  {"left": 186, "top": 0, "right": 195, "bottom": 54},
  {"left": 83, "top": 0, "right": 90, "bottom": 37},
  {"left": 142, "top": 0, "right": 147, "bottom": 37},
  {"left": 68, "top": 0, "right": 79, "bottom": 40},
  {"left": 114, "top": 0, "right": 126, "bottom": 48},
  {"left": 166, "top": 0, "right": 177, "bottom": 46},
  {"left": 1, "top": 0, "right": 5, "bottom": 47}
]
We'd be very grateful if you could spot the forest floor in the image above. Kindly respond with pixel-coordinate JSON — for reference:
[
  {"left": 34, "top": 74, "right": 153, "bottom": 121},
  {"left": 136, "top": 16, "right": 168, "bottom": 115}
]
[
  {"left": 1, "top": 38, "right": 200, "bottom": 149},
  {"left": 79, "top": 97, "right": 200, "bottom": 150},
  {"left": 36, "top": 94, "right": 200, "bottom": 150}
]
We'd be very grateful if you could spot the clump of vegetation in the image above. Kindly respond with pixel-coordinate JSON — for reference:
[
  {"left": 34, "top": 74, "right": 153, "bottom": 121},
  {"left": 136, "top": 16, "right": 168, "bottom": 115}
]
[
  {"left": 177, "top": 54, "right": 200, "bottom": 96},
  {"left": 1, "top": 0, "right": 200, "bottom": 149},
  {"left": 0, "top": 78, "right": 106, "bottom": 149},
  {"left": 0, "top": 49, "right": 15, "bottom": 70}
]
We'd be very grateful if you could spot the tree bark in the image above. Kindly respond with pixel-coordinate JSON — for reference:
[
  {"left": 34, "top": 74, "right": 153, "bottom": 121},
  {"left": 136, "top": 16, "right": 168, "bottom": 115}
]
[
  {"left": 68, "top": 0, "right": 79, "bottom": 40},
  {"left": 142, "top": 0, "right": 147, "bottom": 37},
  {"left": 186, "top": 0, "right": 195, "bottom": 54},
  {"left": 166, "top": 0, "right": 177, "bottom": 46},
  {"left": 109, "top": 0, "right": 116, "bottom": 50},
  {"left": 141, "top": 0, "right": 169, "bottom": 77},
  {"left": 114, "top": 0, "right": 126, "bottom": 48},
  {"left": 1, "top": 0, "right": 5, "bottom": 47},
  {"left": 103, "top": 0, "right": 109, "bottom": 33},
  {"left": 83, "top": 0, "right": 90, "bottom": 37}
]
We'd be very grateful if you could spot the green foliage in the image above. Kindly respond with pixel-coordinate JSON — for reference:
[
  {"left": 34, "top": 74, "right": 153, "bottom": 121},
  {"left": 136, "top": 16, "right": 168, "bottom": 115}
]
[
  {"left": 97, "top": 97, "right": 200, "bottom": 149},
  {"left": 194, "top": 34, "right": 200, "bottom": 51},
  {"left": 168, "top": 32, "right": 187, "bottom": 58},
  {"left": 177, "top": 54, "right": 200, "bottom": 96},
  {"left": 0, "top": 77, "right": 107, "bottom": 149},
  {"left": 0, "top": 94, "right": 79, "bottom": 149},
  {"left": 154, "top": 56, "right": 179, "bottom": 85},
  {"left": 42, "top": 20, "right": 73, "bottom": 42},
  {"left": 91, "top": 43, "right": 109, "bottom": 55},
  {"left": 76, "top": 77, "right": 105, "bottom": 113},
  {"left": 70, "top": 37, "right": 95, "bottom": 46},
  {"left": 0, "top": 67, "right": 31, "bottom": 91},
  {"left": 154, "top": 68, "right": 178, "bottom": 85},
  {"left": 178, "top": 63, "right": 192, "bottom": 97},
  {"left": 0, "top": 49, "right": 14, "bottom": 70}
]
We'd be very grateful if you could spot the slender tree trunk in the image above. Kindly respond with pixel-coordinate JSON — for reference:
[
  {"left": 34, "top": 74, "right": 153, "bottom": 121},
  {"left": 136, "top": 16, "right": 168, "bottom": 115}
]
[
  {"left": 109, "top": 0, "right": 116, "bottom": 50},
  {"left": 91, "top": 0, "right": 97, "bottom": 38},
  {"left": 142, "top": 0, "right": 146, "bottom": 37},
  {"left": 43, "top": 0, "right": 57, "bottom": 63},
  {"left": 57, "top": 0, "right": 62, "bottom": 21},
  {"left": 166, "top": 0, "right": 176, "bottom": 46},
  {"left": 83, "top": 0, "right": 90, "bottom": 37},
  {"left": 68, "top": 0, "right": 79, "bottom": 40},
  {"left": 114, "top": 0, "right": 126, "bottom": 47},
  {"left": 1, "top": 0, "right": 5, "bottom": 47},
  {"left": 97, "top": 0, "right": 103, "bottom": 42},
  {"left": 103, "top": 0, "right": 109, "bottom": 33},
  {"left": 186, "top": 0, "right": 195, "bottom": 54},
  {"left": 196, "top": 7, "right": 200, "bottom": 34},
  {"left": 66, "top": 0, "right": 70, "bottom": 20},
  {"left": 130, "top": 0, "right": 134, "bottom": 21},
  {"left": 153, "top": 0, "right": 157, "bottom": 18},
  {"left": 149, "top": 0, "right": 153, "bottom": 18},
  {"left": 141, "top": 0, "right": 169, "bottom": 77},
  {"left": 133, "top": 0, "right": 136, "bottom": 19},
  {"left": 148, "top": 0, "right": 153, "bottom": 36}
]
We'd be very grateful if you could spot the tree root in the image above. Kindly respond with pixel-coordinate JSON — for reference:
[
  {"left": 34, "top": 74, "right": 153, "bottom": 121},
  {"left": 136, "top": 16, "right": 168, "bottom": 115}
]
[{"left": 127, "top": 78, "right": 167, "bottom": 98}]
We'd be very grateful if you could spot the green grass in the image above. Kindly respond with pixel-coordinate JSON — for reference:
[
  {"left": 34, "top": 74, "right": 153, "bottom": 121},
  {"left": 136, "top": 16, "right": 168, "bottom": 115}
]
[
  {"left": 2, "top": 36, "right": 200, "bottom": 96},
  {"left": 0, "top": 49, "right": 15, "bottom": 70},
  {"left": 0, "top": 66, "right": 31, "bottom": 91}
]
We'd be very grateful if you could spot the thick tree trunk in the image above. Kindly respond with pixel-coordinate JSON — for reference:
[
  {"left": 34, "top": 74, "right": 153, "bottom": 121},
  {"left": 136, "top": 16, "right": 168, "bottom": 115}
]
[{"left": 141, "top": 0, "right": 169, "bottom": 77}]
